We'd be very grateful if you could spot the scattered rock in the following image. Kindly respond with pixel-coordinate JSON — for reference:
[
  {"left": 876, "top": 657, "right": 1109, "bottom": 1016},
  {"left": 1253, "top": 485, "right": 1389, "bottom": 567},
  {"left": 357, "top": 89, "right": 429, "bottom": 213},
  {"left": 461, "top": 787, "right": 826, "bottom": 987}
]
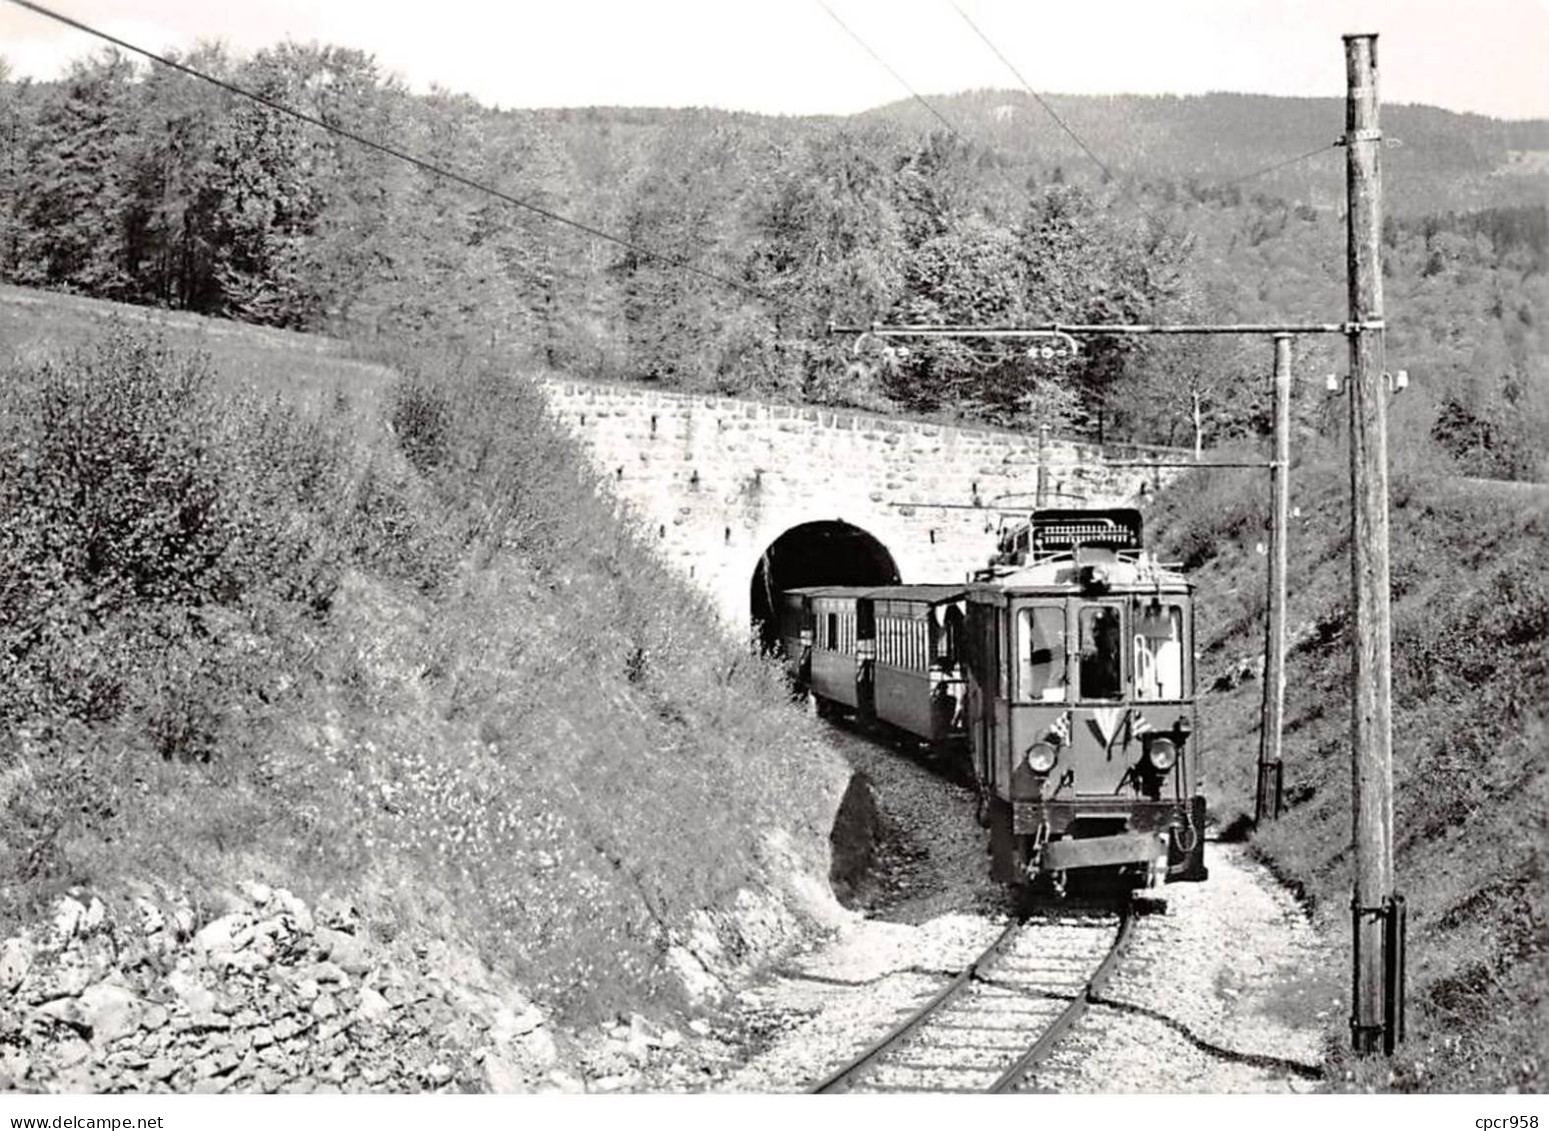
[
  {"left": 170, "top": 901, "right": 196, "bottom": 941},
  {"left": 53, "top": 898, "right": 87, "bottom": 942},
  {"left": 0, "top": 937, "right": 31, "bottom": 991},
  {"left": 271, "top": 890, "right": 313, "bottom": 934},
  {"left": 54, "top": 1037, "right": 92, "bottom": 1069},
  {"left": 314, "top": 898, "right": 359, "bottom": 934},
  {"left": 491, "top": 1003, "right": 544, "bottom": 1042},
  {"left": 35, "top": 996, "right": 91, "bottom": 1037},
  {"left": 194, "top": 913, "right": 255, "bottom": 956},
  {"left": 166, "top": 969, "right": 216, "bottom": 1017},
  {"left": 78, "top": 981, "right": 142, "bottom": 1044},
  {"left": 590, "top": 1071, "right": 642, "bottom": 1092},
  {"left": 666, "top": 945, "right": 723, "bottom": 1004},
  {"left": 356, "top": 986, "right": 391, "bottom": 1024},
  {"left": 624, "top": 1016, "right": 653, "bottom": 1065},
  {"left": 483, "top": 1052, "right": 527, "bottom": 1093},
  {"left": 316, "top": 928, "right": 370, "bottom": 976},
  {"left": 133, "top": 900, "right": 165, "bottom": 937},
  {"left": 304, "top": 960, "right": 348, "bottom": 987},
  {"left": 83, "top": 898, "right": 107, "bottom": 933},
  {"left": 542, "top": 1069, "right": 585, "bottom": 1094},
  {"left": 0, "top": 1047, "right": 32, "bottom": 1087},
  {"left": 240, "top": 882, "right": 274, "bottom": 908},
  {"left": 518, "top": 1027, "right": 558, "bottom": 1069}
]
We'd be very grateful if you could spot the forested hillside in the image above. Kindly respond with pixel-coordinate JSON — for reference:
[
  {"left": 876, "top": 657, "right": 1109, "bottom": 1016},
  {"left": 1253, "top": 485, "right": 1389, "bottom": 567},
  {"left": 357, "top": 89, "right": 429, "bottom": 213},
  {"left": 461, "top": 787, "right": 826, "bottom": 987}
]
[{"left": 1, "top": 47, "right": 1545, "bottom": 476}]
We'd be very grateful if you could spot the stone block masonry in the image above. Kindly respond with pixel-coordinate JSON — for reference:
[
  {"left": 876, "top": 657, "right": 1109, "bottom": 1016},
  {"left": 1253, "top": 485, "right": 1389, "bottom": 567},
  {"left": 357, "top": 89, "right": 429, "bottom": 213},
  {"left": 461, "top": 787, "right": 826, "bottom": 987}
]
[{"left": 538, "top": 378, "right": 1173, "bottom": 629}]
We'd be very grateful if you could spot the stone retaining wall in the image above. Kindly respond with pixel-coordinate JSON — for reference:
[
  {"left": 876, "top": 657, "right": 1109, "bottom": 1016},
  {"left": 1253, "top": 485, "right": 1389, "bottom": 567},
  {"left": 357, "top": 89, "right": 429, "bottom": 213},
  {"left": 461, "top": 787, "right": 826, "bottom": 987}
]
[{"left": 538, "top": 379, "right": 1177, "bottom": 626}]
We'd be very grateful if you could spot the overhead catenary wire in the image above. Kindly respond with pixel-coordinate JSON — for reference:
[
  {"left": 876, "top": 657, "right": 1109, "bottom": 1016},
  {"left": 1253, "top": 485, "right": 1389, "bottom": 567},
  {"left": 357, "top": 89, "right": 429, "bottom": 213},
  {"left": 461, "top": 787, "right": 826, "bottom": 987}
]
[
  {"left": 816, "top": 0, "right": 973, "bottom": 145},
  {"left": 1213, "top": 141, "right": 1341, "bottom": 191},
  {"left": 4, "top": 0, "right": 823, "bottom": 324},
  {"left": 816, "top": 0, "right": 1058, "bottom": 218},
  {"left": 950, "top": 2, "right": 1115, "bottom": 183}
]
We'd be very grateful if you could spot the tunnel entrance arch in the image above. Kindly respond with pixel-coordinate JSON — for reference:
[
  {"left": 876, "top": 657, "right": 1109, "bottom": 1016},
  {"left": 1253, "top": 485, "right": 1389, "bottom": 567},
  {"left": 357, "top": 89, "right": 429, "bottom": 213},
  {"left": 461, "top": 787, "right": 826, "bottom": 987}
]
[{"left": 749, "top": 520, "right": 900, "bottom": 654}]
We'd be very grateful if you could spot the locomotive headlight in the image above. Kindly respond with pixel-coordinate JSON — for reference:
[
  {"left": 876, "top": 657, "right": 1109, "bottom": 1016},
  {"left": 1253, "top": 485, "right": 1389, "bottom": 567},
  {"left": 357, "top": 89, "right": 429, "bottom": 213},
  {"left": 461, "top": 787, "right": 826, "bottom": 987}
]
[
  {"left": 1026, "top": 742, "right": 1058, "bottom": 773},
  {"left": 1147, "top": 737, "right": 1178, "bottom": 772}
]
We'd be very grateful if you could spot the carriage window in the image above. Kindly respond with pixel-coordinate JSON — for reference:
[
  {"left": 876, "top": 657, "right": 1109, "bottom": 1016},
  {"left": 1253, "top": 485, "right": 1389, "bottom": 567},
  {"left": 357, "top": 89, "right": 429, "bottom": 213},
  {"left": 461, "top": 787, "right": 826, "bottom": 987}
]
[
  {"left": 1134, "top": 603, "right": 1185, "bottom": 700},
  {"left": 964, "top": 604, "right": 984, "bottom": 681},
  {"left": 1078, "top": 605, "right": 1124, "bottom": 700},
  {"left": 1017, "top": 606, "right": 1067, "bottom": 701},
  {"left": 937, "top": 606, "right": 964, "bottom": 671},
  {"left": 825, "top": 612, "right": 837, "bottom": 651}
]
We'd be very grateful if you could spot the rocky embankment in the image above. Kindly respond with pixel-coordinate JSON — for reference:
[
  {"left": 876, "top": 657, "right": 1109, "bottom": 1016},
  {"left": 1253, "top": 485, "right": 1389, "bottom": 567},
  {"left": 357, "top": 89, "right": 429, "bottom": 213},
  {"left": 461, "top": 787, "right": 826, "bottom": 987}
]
[
  {"left": 0, "top": 884, "right": 569, "bottom": 1094},
  {"left": 1, "top": 856, "right": 853, "bottom": 1095}
]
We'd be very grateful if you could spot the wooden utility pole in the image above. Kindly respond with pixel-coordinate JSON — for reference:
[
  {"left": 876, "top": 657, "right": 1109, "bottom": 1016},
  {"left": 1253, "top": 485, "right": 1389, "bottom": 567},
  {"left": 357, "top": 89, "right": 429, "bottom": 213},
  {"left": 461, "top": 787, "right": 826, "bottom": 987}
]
[
  {"left": 1343, "top": 32, "right": 1402, "bottom": 1055},
  {"left": 1035, "top": 424, "right": 1050, "bottom": 508},
  {"left": 1256, "top": 335, "right": 1292, "bottom": 823}
]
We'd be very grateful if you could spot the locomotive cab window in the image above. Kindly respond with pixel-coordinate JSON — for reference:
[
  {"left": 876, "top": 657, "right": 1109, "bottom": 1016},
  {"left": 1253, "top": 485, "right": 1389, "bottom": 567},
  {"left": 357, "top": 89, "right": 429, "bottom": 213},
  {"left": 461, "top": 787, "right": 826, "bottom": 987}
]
[
  {"left": 1134, "top": 601, "right": 1186, "bottom": 700},
  {"left": 1016, "top": 605, "right": 1067, "bottom": 701},
  {"left": 1078, "top": 604, "right": 1124, "bottom": 701}
]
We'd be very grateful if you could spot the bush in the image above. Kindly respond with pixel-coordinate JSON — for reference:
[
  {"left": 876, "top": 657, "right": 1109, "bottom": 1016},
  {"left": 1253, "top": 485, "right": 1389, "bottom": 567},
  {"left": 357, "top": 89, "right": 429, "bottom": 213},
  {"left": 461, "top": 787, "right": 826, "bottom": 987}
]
[
  {"left": 0, "top": 329, "right": 356, "bottom": 742},
  {"left": 388, "top": 377, "right": 452, "bottom": 476},
  {"left": 1, "top": 326, "right": 847, "bottom": 1027},
  {"left": 1153, "top": 458, "right": 1270, "bottom": 571}
]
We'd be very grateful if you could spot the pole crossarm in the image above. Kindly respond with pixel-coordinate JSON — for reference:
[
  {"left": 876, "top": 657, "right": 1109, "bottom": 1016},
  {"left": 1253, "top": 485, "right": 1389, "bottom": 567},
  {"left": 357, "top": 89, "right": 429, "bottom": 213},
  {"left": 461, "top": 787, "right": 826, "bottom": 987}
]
[
  {"left": 829, "top": 320, "right": 1383, "bottom": 338},
  {"left": 1100, "top": 460, "right": 1278, "bottom": 469}
]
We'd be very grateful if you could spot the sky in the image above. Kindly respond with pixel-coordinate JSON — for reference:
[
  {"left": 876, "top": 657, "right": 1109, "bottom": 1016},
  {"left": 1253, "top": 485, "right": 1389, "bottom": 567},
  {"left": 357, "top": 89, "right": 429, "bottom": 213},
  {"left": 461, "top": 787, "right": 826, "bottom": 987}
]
[{"left": 2, "top": 0, "right": 1547, "bottom": 120}]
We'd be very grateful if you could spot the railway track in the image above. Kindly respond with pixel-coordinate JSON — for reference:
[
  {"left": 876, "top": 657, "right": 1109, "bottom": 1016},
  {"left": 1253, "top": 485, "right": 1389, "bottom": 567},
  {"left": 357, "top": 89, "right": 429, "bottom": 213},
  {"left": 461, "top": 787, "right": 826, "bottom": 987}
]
[{"left": 810, "top": 905, "right": 1134, "bottom": 1093}]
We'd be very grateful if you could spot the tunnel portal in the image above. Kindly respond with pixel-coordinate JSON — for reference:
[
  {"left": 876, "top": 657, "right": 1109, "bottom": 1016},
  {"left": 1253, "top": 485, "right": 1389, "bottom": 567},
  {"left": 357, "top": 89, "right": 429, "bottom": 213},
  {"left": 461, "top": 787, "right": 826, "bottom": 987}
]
[{"left": 749, "top": 520, "right": 900, "bottom": 654}]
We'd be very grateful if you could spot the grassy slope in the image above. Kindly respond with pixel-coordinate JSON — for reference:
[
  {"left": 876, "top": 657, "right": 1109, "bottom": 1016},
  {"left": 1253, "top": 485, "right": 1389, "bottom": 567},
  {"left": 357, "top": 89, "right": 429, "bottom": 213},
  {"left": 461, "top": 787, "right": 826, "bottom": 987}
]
[
  {"left": 1150, "top": 447, "right": 1547, "bottom": 1092},
  {"left": 0, "top": 286, "right": 849, "bottom": 1022}
]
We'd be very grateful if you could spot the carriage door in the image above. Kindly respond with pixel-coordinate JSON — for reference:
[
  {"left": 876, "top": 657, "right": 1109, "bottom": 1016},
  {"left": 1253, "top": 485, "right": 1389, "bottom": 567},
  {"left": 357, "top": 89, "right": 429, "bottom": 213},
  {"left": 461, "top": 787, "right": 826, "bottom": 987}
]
[
  {"left": 966, "top": 600, "right": 997, "bottom": 792},
  {"left": 856, "top": 598, "right": 877, "bottom": 722}
]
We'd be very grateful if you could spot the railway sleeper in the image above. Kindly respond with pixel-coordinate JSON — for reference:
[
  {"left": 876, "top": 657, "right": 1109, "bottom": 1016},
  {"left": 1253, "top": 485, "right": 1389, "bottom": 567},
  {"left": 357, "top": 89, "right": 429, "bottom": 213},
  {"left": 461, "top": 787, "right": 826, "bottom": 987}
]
[
  {"left": 925, "top": 1018, "right": 1063, "bottom": 1035},
  {"left": 916, "top": 1033, "right": 1039, "bottom": 1052},
  {"left": 968, "top": 985, "right": 1082, "bottom": 1006},
  {"left": 961, "top": 997, "right": 1074, "bottom": 1015},
  {"left": 865, "top": 1065, "right": 1001, "bottom": 1090},
  {"left": 888, "top": 1051, "right": 1016, "bottom": 1071}
]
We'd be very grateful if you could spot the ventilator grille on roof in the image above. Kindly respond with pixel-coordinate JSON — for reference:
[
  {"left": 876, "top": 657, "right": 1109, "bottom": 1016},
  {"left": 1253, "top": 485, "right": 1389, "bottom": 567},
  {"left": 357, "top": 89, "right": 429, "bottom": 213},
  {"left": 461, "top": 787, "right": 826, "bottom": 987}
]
[{"left": 1030, "top": 509, "right": 1144, "bottom": 553}]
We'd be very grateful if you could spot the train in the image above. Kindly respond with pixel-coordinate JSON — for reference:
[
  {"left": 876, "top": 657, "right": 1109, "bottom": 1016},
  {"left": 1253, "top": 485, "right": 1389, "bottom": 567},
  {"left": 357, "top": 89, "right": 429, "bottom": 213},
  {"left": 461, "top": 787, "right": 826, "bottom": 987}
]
[{"left": 779, "top": 508, "right": 1208, "bottom": 891}]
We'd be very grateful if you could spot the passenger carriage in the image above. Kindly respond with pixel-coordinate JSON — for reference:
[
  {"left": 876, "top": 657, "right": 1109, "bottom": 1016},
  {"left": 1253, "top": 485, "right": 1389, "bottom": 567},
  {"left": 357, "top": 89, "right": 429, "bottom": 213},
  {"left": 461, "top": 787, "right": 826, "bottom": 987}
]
[
  {"left": 865, "top": 585, "right": 968, "bottom": 748},
  {"left": 787, "top": 586, "right": 872, "bottom": 717}
]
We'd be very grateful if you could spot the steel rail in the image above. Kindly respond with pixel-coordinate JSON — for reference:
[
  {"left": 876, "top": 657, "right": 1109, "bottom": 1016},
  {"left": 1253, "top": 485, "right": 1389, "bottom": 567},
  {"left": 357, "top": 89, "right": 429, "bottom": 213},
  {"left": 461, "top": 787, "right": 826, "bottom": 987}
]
[
  {"left": 808, "top": 917, "right": 1023, "bottom": 1093},
  {"left": 990, "top": 908, "right": 1136, "bottom": 1092},
  {"left": 811, "top": 907, "right": 1134, "bottom": 1094}
]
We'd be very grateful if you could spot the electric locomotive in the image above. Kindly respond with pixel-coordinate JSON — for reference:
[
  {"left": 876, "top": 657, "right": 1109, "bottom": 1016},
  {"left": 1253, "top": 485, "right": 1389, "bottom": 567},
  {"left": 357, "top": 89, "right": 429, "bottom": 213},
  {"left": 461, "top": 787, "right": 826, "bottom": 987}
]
[{"left": 964, "top": 509, "right": 1207, "bottom": 888}]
